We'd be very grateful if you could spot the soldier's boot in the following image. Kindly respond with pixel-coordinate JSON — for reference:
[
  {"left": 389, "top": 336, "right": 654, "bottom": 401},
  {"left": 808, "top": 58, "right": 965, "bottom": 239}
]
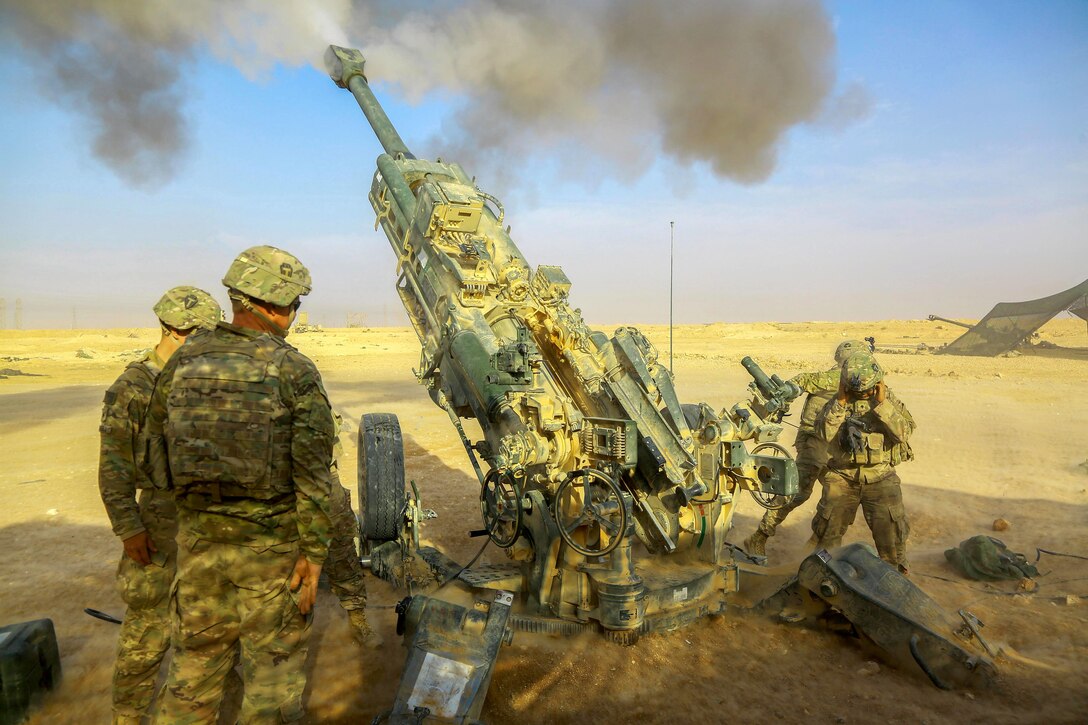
[
  {"left": 743, "top": 531, "right": 768, "bottom": 558},
  {"left": 348, "top": 609, "right": 384, "bottom": 649}
]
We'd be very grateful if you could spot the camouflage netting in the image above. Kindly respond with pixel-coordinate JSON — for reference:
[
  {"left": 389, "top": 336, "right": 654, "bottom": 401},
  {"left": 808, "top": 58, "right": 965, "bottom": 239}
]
[
  {"left": 1069, "top": 294, "right": 1088, "bottom": 324},
  {"left": 938, "top": 278, "right": 1088, "bottom": 356}
]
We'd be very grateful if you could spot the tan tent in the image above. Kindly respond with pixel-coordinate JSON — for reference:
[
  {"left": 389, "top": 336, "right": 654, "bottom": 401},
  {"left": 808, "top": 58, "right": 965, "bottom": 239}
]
[{"left": 937, "top": 278, "right": 1088, "bottom": 356}]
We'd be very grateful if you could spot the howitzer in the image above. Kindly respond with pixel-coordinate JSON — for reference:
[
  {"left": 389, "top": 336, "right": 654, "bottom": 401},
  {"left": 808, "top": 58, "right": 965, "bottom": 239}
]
[
  {"left": 325, "top": 46, "right": 996, "bottom": 712},
  {"left": 327, "top": 44, "right": 795, "bottom": 571}
]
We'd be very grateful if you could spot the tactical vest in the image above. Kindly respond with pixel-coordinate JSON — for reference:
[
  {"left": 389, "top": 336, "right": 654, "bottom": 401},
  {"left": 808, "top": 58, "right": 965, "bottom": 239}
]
[
  {"left": 837, "top": 400, "right": 913, "bottom": 467},
  {"left": 164, "top": 333, "right": 294, "bottom": 502}
]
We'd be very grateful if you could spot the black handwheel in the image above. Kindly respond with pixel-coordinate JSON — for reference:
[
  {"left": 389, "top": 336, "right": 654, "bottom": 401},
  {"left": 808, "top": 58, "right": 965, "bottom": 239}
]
[
  {"left": 481, "top": 469, "right": 523, "bottom": 548},
  {"left": 357, "top": 413, "right": 406, "bottom": 542},
  {"left": 554, "top": 469, "right": 627, "bottom": 557},
  {"left": 747, "top": 441, "right": 793, "bottom": 511}
]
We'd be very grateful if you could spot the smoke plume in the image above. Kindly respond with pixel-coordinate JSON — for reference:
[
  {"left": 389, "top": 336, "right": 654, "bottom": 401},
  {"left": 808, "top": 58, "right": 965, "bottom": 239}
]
[
  {"left": 0, "top": 0, "right": 867, "bottom": 189},
  {"left": 0, "top": 0, "right": 352, "bottom": 188}
]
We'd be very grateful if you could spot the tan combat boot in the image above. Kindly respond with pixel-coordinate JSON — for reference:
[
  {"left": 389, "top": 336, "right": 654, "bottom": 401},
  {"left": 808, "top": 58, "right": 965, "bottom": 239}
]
[
  {"left": 349, "top": 609, "right": 384, "bottom": 649},
  {"left": 743, "top": 530, "right": 768, "bottom": 558}
]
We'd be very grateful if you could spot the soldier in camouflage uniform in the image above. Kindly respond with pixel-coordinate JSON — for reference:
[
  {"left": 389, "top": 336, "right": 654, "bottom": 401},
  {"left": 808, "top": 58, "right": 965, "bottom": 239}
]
[
  {"left": 811, "top": 351, "right": 915, "bottom": 572},
  {"left": 326, "top": 414, "right": 377, "bottom": 645},
  {"left": 742, "top": 339, "right": 867, "bottom": 559},
  {"left": 98, "top": 286, "right": 221, "bottom": 725},
  {"left": 147, "top": 246, "right": 336, "bottom": 723}
]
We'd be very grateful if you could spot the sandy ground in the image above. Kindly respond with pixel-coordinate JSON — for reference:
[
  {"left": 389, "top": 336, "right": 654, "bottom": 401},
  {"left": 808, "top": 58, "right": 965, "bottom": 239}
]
[{"left": 1, "top": 318, "right": 1086, "bottom": 723}]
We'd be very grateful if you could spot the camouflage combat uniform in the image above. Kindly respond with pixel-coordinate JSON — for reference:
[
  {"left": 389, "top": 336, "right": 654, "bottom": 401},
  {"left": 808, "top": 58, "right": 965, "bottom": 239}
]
[
  {"left": 743, "top": 340, "right": 869, "bottom": 558},
  {"left": 99, "top": 348, "right": 177, "bottom": 723},
  {"left": 99, "top": 285, "right": 221, "bottom": 725},
  {"left": 147, "top": 321, "right": 335, "bottom": 723},
  {"left": 325, "top": 417, "right": 371, "bottom": 639},
  {"left": 812, "top": 364, "right": 915, "bottom": 571},
  {"left": 753, "top": 366, "right": 839, "bottom": 539}
]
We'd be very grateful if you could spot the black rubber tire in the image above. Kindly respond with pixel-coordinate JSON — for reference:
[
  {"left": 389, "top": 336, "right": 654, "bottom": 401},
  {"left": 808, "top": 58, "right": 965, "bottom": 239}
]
[
  {"left": 680, "top": 403, "right": 705, "bottom": 431},
  {"left": 357, "top": 413, "right": 406, "bottom": 542}
]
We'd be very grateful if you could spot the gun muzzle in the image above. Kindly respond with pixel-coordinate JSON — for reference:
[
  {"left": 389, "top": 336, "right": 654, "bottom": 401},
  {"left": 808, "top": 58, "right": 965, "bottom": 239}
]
[
  {"left": 324, "top": 45, "right": 366, "bottom": 88},
  {"left": 325, "top": 45, "right": 415, "bottom": 160}
]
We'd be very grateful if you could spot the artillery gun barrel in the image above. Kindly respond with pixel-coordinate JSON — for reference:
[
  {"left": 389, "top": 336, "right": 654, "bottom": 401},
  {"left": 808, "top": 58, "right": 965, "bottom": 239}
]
[
  {"left": 324, "top": 46, "right": 415, "bottom": 160},
  {"left": 927, "top": 314, "right": 973, "bottom": 330}
]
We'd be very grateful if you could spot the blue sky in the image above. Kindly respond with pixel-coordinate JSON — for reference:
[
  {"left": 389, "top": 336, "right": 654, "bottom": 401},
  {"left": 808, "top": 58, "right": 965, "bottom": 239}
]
[{"left": 1, "top": 1, "right": 1086, "bottom": 329}]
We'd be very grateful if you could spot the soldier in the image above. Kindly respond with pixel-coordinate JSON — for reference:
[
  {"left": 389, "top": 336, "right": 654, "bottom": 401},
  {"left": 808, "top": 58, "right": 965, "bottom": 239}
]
[
  {"left": 98, "top": 286, "right": 221, "bottom": 725},
  {"left": 326, "top": 413, "right": 377, "bottom": 645},
  {"left": 811, "top": 351, "right": 915, "bottom": 572},
  {"left": 742, "top": 339, "right": 867, "bottom": 559},
  {"left": 147, "top": 246, "right": 336, "bottom": 723}
]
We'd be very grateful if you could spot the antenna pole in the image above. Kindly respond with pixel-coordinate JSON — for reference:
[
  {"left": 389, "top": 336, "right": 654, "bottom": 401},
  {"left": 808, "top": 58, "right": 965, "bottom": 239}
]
[{"left": 669, "top": 221, "right": 675, "bottom": 372}]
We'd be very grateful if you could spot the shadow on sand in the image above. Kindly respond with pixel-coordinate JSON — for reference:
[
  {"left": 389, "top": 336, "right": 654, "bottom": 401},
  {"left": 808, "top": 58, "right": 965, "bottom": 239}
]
[{"left": 0, "top": 384, "right": 105, "bottom": 435}]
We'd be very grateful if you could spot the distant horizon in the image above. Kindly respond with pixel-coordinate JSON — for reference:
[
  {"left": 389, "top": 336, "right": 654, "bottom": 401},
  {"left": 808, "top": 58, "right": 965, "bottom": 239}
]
[
  {"left": 5, "top": 312, "right": 1088, "bottom": 334},
  {"left": 3, "top": 278, "right": 1087, "bottom": 330},
  {"left": 0, "top": 301, "right": 1002, "bottom": 331}
]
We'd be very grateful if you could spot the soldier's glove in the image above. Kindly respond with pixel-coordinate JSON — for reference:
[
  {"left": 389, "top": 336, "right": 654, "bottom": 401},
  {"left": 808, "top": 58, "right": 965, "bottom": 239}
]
[{"left": 841, "top": 417, "right": 868, "bottom": 455}]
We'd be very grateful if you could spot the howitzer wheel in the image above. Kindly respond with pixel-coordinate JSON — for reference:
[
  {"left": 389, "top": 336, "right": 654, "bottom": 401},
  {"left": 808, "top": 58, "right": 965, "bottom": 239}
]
[
  {"left": 747, "top": 441, "right": 793, "bottom": 511},
  {"left": 680, "top": 402, "right": 709, "bottom": 430},
  {"left": 358, "top": 413, "right": 406, "bottom": 542},
  {"left": 554, "top": 469, "right": 627, "bottom": 557},
  {"left": 481, "top": 469, "right": 523, "bottom": 549}
]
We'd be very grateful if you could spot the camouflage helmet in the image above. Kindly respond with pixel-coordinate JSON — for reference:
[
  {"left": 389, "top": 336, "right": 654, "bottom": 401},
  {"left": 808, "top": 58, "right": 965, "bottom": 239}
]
[
  {"left": 834, "top": 339, "right": 867, "bottom": 365},
  {"left": 153, "top": 286, "right": 221, "bottom": 330},
  {"left": 840, "top": 351, "right": 885, "bottom": 393},
  {"left": 222, "top": 245, "right": 312, "bottom": 307}
]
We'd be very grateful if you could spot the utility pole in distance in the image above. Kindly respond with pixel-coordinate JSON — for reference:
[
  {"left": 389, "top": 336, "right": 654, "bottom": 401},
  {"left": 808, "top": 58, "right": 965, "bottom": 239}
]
[{"left": 669, "top": 221, "right": 675, "bottom": 372}]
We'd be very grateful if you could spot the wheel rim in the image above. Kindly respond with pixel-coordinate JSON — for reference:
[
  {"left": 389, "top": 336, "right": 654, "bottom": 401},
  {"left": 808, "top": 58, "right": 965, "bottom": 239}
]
[{"left": 481, "top": 468, "right": 523, "bottom": 548}]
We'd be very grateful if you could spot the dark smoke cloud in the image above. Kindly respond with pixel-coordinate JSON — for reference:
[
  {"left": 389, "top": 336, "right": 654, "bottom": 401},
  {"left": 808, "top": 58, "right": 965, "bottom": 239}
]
[
  {"left": 606, "top": 0, "right": 837, "bottom": 182},
  {"left": 0, "top": 0, "right": 350, "bottom": 189},
  {"left": 53, "top": 28, "right": 191, "bottom": 187},
  {"left": 0, "top": 0, "right": 867, "bottom": 190},
  {"left": 358, "top": 0, "right": 870, "bottom": 187}
]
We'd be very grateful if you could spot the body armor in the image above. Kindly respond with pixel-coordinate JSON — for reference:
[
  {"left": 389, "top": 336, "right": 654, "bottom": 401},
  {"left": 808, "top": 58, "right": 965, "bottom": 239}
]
[
  {"left": 836, "top": 401, "right": 913, "bottom": 467},
  {"left": 165, "top": 333, "right": 294, "bottom": 502}
]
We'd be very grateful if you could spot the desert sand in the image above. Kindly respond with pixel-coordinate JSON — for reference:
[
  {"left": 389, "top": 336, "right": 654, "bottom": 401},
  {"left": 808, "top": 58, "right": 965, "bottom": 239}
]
[{"left": 1, "top": 317, "right": 1086, "bottom": 723}]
